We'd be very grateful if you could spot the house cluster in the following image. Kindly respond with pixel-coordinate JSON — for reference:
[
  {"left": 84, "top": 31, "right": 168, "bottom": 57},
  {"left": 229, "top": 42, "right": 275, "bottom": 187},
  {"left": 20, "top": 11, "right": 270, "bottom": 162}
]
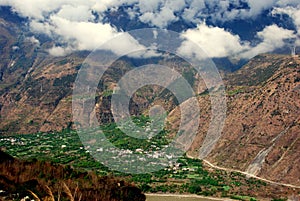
[{"left": 0, "top": 137, "right": 25, "bottom": 146}]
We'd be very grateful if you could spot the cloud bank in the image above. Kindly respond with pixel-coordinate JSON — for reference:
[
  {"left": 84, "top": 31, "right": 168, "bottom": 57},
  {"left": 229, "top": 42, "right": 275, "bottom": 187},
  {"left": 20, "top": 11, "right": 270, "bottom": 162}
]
[
  {"left": 272, "top": 4, "right": 300, "bottom": 46},
  {"left": 179, "top": 23, "right": 295, "bottom": 59},
  {"left": 0, "top": 0, "right": 299, "bottom": 58},
  {"left": 179, "top": 23, "right": 250, "bottom": 58}
]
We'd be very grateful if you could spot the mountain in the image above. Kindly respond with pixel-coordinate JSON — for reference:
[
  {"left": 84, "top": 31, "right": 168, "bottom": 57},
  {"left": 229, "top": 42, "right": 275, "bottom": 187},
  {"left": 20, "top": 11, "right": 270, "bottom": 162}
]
[
  {"left": 187, "top": 54, "right": 300, "bottom": 186},
  {"left": 0, "top": 5, "right": 299, "bottom": 195}
]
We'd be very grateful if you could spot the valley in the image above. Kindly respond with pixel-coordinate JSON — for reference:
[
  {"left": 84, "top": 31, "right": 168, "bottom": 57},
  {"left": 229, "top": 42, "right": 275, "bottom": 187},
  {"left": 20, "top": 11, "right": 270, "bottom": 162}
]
[
  {"left": 0, "top": 119, "right": 298, "bottom": 200},
  {"left": 0, "top": 4, "right": 300, "bottom": 200},
  {"left": 0, "top": 53, "right": 299, "bottom": 200}
]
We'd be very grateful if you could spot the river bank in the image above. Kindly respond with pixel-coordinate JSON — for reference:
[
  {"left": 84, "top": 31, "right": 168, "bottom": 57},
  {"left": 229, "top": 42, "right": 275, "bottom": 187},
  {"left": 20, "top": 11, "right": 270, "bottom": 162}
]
[{"left": 146, "top": 193, "right": 235, "bottom": 201}]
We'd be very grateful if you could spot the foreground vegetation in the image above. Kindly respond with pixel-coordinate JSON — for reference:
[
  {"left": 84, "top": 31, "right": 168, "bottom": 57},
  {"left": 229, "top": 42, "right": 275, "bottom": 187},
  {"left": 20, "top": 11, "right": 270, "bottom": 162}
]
[{"left": 0, "top": 150, "right": 145, "bottom": 201}]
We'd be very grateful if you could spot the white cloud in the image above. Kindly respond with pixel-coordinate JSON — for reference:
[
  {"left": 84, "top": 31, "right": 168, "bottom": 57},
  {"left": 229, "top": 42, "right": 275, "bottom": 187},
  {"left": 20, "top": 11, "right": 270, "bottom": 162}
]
[
  {"left": 25, "top": 36, "right": 40, "bottom": 46},
  {"left": 39, "top": 16, "right": 154, "bottom": 57},
  {"left": 240, "top": 25, "right": 296, "bottom": 58},
  {"left": 56, "top": 5, "right": 95, "bottom": 22},
  {"left": 180, "top": 0, "right": 283, "bottom": 22},
  {"left": 179, "top": 23, "right": 296, "bottom": 59},
  {"left": 139, "top": 7, "right": 178, "bottom": 28},
  {"left": 245, "top": 0, "right": 278, "bottom": 17},
  {"left": 30, "top": 14, "right": 147, "bottom": 56},
  {"left": 0, "top": 0, "right": 88, "bottom": 19},
  {"left": 29, "top": 20, "right": 53, "bottom": 35},
  {"left": 1, "top": 0, "right": 299, "bottom": 26},
  {"left": 272, "top": 5, "right": 300, "bottom": 45},
  {"left": 138, "top": 0, "right": 162, "bottom": 13},
  {"left": 179, "top": 23, "right": 250, "bottom": 58},
  {"left": 165, "top": 0, "right": 186, "bottom": 12},
  {"left": 48, "top": 16, "right": 118, "bottom": 51},
  {"left": 92, "top": 0, "right": 122, "bottom": 13},
  {"left": 182, "top": 0, "right": 205, "bottom": 22},
  {"left": 276, "top": 0, "right": 300, "bottom": 7},
  {"left": 0, "top": 0, "right": 153, "bottom": 56},
  {"left": 101, "top": 32, "right": 145, "bottom": 56},
  {"left": 92, "top": 0, "right": 138, "bottom": 13},
  {"left": 48, "top": 46, "right": 73, "bottom": 57},
  {"left": 136, "top": 0, "right": 187, "bottom": 28},
  {"left": 48, "top": 31, "right": 157, "bottom": 58},
  {"left": 1, "top": 0, "right": 299, "bottom": 57},
  {"left": 29, "top": 15, "right": 120, "bottom": 55}
]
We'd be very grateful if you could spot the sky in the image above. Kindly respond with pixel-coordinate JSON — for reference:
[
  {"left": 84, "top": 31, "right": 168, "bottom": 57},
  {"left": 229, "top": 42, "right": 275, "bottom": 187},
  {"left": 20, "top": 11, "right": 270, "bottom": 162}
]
[{"left": 0, "top": 0, "right": 299, "bottom": 58}]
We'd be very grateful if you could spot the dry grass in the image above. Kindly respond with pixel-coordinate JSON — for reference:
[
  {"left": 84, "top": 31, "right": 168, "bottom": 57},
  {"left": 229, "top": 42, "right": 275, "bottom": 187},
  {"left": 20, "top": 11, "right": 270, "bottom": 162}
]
[
  {"left": 0, "top": 151, "right": 145, "bottom": 201},
  {"left": 28, "top": 182, "right": 82, "bottom": 201},
  {"left": 27, "top": 190, "right": 41, "bottom": 201}
]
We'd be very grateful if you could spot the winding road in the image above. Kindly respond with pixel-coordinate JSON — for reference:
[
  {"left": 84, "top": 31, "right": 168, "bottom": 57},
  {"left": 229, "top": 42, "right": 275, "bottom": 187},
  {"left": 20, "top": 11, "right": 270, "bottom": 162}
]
[{"left": 186, "top": 154, "right": 300, "bottom": 189}]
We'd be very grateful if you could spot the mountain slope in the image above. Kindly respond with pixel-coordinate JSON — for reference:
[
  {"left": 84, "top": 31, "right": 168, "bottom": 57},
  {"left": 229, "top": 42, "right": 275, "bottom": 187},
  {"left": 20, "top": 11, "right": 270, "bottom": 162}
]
[{"left": 187, "top": 54, "right": 300, "bottom": 186}]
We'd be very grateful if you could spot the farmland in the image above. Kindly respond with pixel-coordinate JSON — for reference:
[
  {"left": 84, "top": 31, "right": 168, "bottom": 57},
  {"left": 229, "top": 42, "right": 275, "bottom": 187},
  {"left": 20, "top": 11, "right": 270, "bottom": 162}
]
[{"left": 0, "top": 116, "right": 280, "bottom": 200}]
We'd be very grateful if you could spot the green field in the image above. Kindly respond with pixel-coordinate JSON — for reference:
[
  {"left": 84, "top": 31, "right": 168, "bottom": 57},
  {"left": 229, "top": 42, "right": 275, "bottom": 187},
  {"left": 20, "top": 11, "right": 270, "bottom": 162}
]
[{"left": 0, "top": 116, "right": 266, "bottom": 200}]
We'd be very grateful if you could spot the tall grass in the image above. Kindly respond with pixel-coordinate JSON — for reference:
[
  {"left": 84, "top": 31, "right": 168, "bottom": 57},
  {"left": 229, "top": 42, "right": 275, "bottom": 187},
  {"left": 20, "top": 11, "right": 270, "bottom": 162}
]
[{"left": 28, "top": 182, "right": 82, "bottom": 201}]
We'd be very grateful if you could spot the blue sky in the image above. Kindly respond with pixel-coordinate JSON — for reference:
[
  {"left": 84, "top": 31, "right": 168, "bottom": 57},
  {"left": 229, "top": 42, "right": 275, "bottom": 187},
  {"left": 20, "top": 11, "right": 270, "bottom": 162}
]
[{"left": 0, "top": 0, "right": 299, "bottom": 58}]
